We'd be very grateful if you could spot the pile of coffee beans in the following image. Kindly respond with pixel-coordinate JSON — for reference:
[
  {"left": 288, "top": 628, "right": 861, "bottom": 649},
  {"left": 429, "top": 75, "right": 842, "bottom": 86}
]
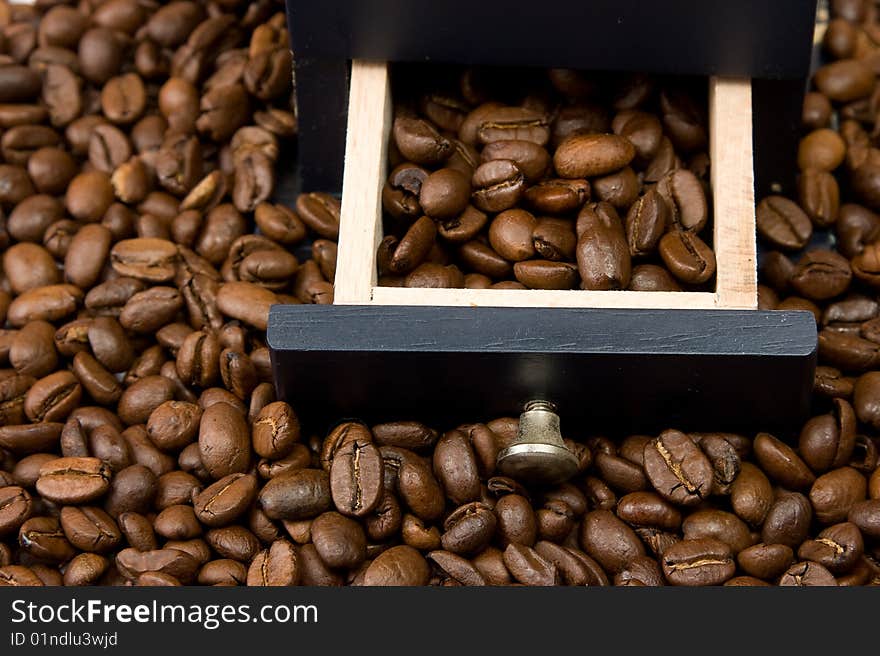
[
  {"left": 0, "top": 0, "right": 343, "bottom": 587},
  {"left": 1, "top": 0, "right": 880, "bottom": 588},
  {"left": 377, "top": 65, "right": 716, "bottom": 291}
]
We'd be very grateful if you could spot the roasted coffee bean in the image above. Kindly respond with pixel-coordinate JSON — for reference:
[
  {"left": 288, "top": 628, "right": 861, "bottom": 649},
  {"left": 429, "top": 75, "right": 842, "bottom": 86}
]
[
  {"left": 24, "top": 370, "right": 81, "bottom": 423},
  {"left": 682, "top": 510, "right": 752, "bottom": 554},
  {"left": 494, "top": 494, "right": 537, "bottom": 547},
  {"left": 477, "top": 107, "right": 550, "bottom": 146},
  {"left": 393, "top": 117, "right": 453, "bottom": 166},
  {"left": 0, "top": 486, "right": 32, "bottom": 537},
  {"left": 644, "top": 430, "right": 713, "bottom": 506},
  {"left": 790, "top": 250, "right": 852, "bottom": 301},
  {"left": 763, "top": 491, "right": 813, "bottom": 549},
  {"left": 847, "top": 499, "right": 880, "bottom": 537},
  {"left": 625, "top": 188, "right": 669, "bottom": 256},
  {"left": 36, "top": 457, "right": 111, "bottom": 505},
  {"left": 330, "top": 438, "right": 383, "bottom": 518},
  {"left": 259, "top": 469, "right": 331, "bottom": 521},
  {"left": 662, "top": 538, "right": 735, "bottom": 586},
  {"left": 191, "top": 473, "right": 256, "bottom": 528},
  {"left": 488, "top": 209, "right": 537, "bottom": 262},
  {"left": 372, "top": 422, "right": 438, "bottom": 451},
  {"left": 363, "top": 545, "right": 429, "bottom": 586},
  {"left": 482, "top": 140, "right": 550, "bottom": 183},
  {"left": 311, "top": 512, "right": 366, "bottom": 570},
  {"left": 756, "top": 196, "right": 813, "bottom": 251},
  {"left": 799, "top": 400, "right": 857, "bottom": 472},
  {"left": 810, "top": 467, "right": 867, "bottom": 524},
  {"left": 18, "top": 516, "right": 76, "bottom": 562},
  {"left": 779, "top": 561, "right": 838, "bottom": 586},
  {"left": 554, "top": 134, "right": 635, "bottom": 178},
  {"left": 524, "top": 178, "right": 590, "bottom": 214},
  {"left": 799, "top": 522, "right": 864, "bottom": 573},
  {"left": 576, "top": 202, "right": 630, "bottom": 290},
  {"left": 441, "top": 502, "right": 496, "bottom": 554},
  {"left": 737, "top": 543, "right": 795, "bottom": 580},
  {"left": 116, "top": 547, "right": 199, "bottom": 584},
  {"left": 502, "top": 543, "right": 560, "bottom": 586},
  {"left": 657, "top": 169, "right": 707, "bottom": 232},
  {"left": 251, "top": 401, "right": 299, "bottom": 460},
  {"left": 658, "top": 230, "right": 716, "bottom": 285},
  {"left": 471, "top": 160, "right": 525, "bottom": 213},
  {"left": 616, "top": 491, "right": 681, "bottom": 531},
  {"left": 579, "top": 509, "right": 645, "bottom": 574},
  {"left": 753, "top": 433, "right": 815, "bottom": 490},
  {"left": 198, "top": 402, "right": 250, "bottom": 480},
  {"left": 427, "top": 550, "right": 486, "bottom": 586},
  {"left": 698, "top": 434, "right": 741, "bottom": 495},
  {"left": 433, "top": 429, "right": 481, "bottom": 505},
  {"left": 814, "top": 59, "right": 874, "bottom": 102}
]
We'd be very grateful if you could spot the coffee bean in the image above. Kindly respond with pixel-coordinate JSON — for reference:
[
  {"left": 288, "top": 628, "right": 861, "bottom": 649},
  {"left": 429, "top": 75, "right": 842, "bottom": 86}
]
[
  {"left": 116, "top": 547, "right": 199, "bottom": 584},
  {"left": 502, "top": 543, "right": 560, "bottom": 585},
  {"left": 643, "top": 430, "right": 713, "bottom": 506},
  {"left": 524, "top": 178, "right": 590, "bottom": 214},
  {"left": 329, "top": 437, "right": 383, "bottom": 518},
  {"left": 661, "top": 538, "right": 735, "bottom": 586},
  {"left": 757, "top": 196, "right": 813, "bottom": 250},
  {"left": 616, "top": 491, "right": 682, "bottom": 531},
  {"left": 753, "top": 432, "right": 816, "bottom": 490},
  {"left": 18, "top": 516, "right": 76, "bottom": 562},
  {"left": 198, "top": 402, "right": 250, "bottom": 480},
  {"left": 59, "top": 506, "right": 120, "bottom": 554},
  {"left": 482, "top": 140, "right": 550, "bottom": 183},
  {"left": 762, "top": 491, "right": 813, "bottom": 548},
  {"left": 495, "top": 494, "right": 537, "bottom": 547},
  {"left": 110, "top": 237, "right": 178, "bottom": 283},
  {"left": 0, "top": 486, "right": 32, "bottom": 537},
  {"left": 554, "top": 134, "right": 635, "bottom": 178},
  {"left": 477, "top": 107, "right": 550, "bottom": 146},
  {"left": 814, "top": 59, "right": 874, "bottom": 102},
  {"left": 579, "top": 509, "right": 645, "bottom": 573},
  {"left": 790, "top": 249, "right": 852, "bottom": 300},
  {"left": 393, "top": 117, "right": 452, "bottom": 166},
  {"left": 471, "top": 160, "right": 525, "bottom": 213},
  {"left": 426, "top": 550, "right": 486, "bottom": 586},
  {"left": 36, "top": 457, "right": 111, "bottom": 504},
  {"left": 190, "top": 473, "right": 256, "bottom": 528},
  {"left": 311, "top": 511, "right": 367, "bottom": 570},
  {"left": 779, "top": 561, "right": 838, "bottom": 586},
  {"left": 682, "top": 509, "right": 753, "bottom": 554},
  {"left": 363, "top": 545, "right": 429, "bottom": 586},
  {"left": 576, "top": 202, "right": 630, "bottom": 290},
  {"left": 847, "top": 499, "right": 880, "bottom": 538},
  {"left": 258, "top": 468, "right": 331, "bottom": 521},
  {"left": 658, "top": 230, "right": 716, "bottom": 285},
  {"left": 737, "top": 543, "right": 795, "bottom": 580},
  {"left": 798, "top": 522, "right": 864, "bottom": 573},
  {"left": 0, "top": 566, "right": 43, "bottom": 586}
]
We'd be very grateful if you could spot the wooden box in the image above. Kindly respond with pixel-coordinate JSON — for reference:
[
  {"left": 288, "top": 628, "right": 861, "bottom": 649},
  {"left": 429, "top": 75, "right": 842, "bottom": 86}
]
[
  {"left": 267, "top": 60, "right": 817, "bottom": 434},
  {"left": 333, "top": 60, "right": 757, "bottom": 310}
]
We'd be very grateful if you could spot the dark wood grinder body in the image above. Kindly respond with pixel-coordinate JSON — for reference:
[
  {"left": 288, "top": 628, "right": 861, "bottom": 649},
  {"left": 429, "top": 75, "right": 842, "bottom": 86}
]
[{"left": 286, "top": 0, "right": 818, "bottom": 195}]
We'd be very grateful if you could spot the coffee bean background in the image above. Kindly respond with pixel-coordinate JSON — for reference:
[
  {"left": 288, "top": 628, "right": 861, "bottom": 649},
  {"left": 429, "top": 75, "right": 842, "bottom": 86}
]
[
  {"left": 0, "top": 0, "right": 879, "bottom": 587},
  {"left": 377, "top": 64, "right": 716, "bottom": 291}
]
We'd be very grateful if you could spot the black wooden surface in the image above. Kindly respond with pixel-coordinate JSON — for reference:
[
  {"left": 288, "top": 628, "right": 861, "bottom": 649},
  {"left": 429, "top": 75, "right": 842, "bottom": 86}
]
[
  {"left": 287, "top": 1, "right": 817, "bottom": 78},
  {"left": 753, "top": 78, "right": 808, "bottom": 198},
  {"left": 286, "top": 0, "right": 818, "bottom": 192},
  {"left": 268, "top": 305, "right": 818, "bottom": 435}
]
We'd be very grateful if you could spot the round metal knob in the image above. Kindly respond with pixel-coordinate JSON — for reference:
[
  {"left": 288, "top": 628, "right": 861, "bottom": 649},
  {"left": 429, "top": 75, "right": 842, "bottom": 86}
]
[{"left": 496, "top": 401, "right": 579, "bottom": 484}]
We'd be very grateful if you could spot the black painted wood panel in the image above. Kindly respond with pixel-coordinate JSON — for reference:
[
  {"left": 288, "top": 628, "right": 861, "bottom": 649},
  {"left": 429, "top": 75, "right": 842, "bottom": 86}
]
[
  {"left": 287, "top": 0, "right": 817, "bottom": 79},
  {"left": 268, "top": 305, "right": 818, "bottom": 435}
]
